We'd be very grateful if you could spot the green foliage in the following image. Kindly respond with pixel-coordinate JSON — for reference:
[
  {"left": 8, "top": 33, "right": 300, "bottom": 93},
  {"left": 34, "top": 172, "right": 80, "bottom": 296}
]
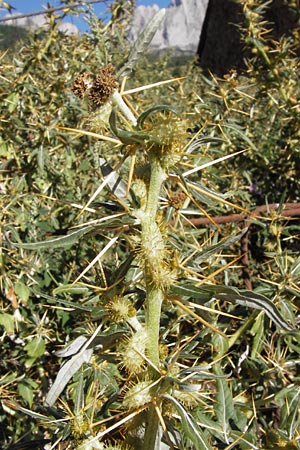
[
  {"left": 1, "top": 1, "right": 300, "bottom": 449},
  {"left": 0, "top": 25, "right": 29, "bottom": 50}
]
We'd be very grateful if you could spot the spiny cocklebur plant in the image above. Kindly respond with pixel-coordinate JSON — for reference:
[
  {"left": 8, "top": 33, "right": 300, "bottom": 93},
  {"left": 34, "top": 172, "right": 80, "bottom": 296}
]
[{"left": 6, "top": 8, "right": 300, "bottom": 450}]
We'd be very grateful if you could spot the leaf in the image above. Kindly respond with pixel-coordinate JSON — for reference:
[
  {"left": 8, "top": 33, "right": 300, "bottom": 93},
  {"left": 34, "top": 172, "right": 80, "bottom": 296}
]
[
  {"left": 178, "top": 365, "right": 226, "bottom": 381},
  {"left": 0, "top": 312, "right": 14, "bottom": 334},
  {"left": 195, "top": 409, "right": 225, "bottom": 444},
  {"left": 235, "top": 290, "right": 294, "bottom": 332},
  {"left": 117, "top": 8, "right": 166, "bottom": 79},
  {"left": 109, "top": 108, "right": 151, "bottom": 145},
  {"left": 193, "top": 228, "right": 248, "bottom": 264},
  {"left": 250, "top": 313, "right": 265, "bottom": 357},
  {"left": 53, "top": 284, "right": 90, "bottom": 296},
  {"left": 99, "top": 156, "right": 134, "bottom": 205},
  {"left": 170, "top": 283, "right": 212, "bottom": 303},
  {"left": 45, "top": 348, "right": 93, "bottom": 407},
  {"left": 275, "top": 386, "right": 300, "bottom": 440},
  {"left": 212, "top": 334, "right": 229, "bottom": 358},
  {"left": 136, "top": 104, "right": 178, "bottom": 130},
  {"left": 286, "top": 392, "right": 300, "bottom": 440},
  {"left": 18, "top": 382, "right": 34, "bottom": 407},
  {"left": 55, "top": 336, "right": 87, "bottom": 357},
  {"left": 74, "top": 372, "right": 85, "bottom": 416},
  {"left": 185, "top": 136, "right": 225, "bottom": 154},
  {"left": 45, "top": 327, "right": 124, "bottom": 406},
  {"left": 110, "top": 253, "right": 134, "bottom": 284},
  {"left": 32, "top": 287, "right": 93, "bottom": 312},
  {"left": 24, "top": 336, "right": 46, "bottom": 358},
  {"left": 199, "top": 285, "right": 294, "bottom": 332},
  {"left": 9, "top": 225, "right": 95, "bottom": 250},
  {"left": 1, "top": 400, "right": 50, "bottom": 421},
  {"left": 164, "top": 394, "right": 213, "bottom": 450},
  {"left": 214, "top": 363, "right": 238, "bottom": 443},
  {"left": 230, "top": 430, "right": 259, "bottom": 450},
  {"left": 14, "top": 281, "right": 30, "bottom": 303},
  {"left": 222, "top": 123, "right": 257, "bottom": 151},
  {"left": 6, "top": 92, "right": 19, "bottom": 113}
]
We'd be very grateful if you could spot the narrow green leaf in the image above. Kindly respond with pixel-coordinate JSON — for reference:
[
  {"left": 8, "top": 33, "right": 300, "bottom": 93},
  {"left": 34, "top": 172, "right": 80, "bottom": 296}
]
[
  {"left": 276, "top": 386, "right": 300, "bottom": 440},
  {"left": 170, "top": 283, "right": 212, "bottom": 302},
  {"left": 53, "top": 284, "right": 90, "bottom": 296},
  {"left": 199, "top": 285, "right": 294, "bottom": 332},
  {"left": 250, "top": 313, "right": 265, "bottom": 357},
  {"left": 186, "top": 137, "right": 225, "bottom": 154},
  {"left": 32, "top": 287, "right": 93, "bottom": 312},
  {"left": 3, "top": 400, "right": 50, "bottom": 421},
  {"left": 45, "top": 348, "right": 93, "bottom": 406},
  {"left": 234, "top": 290, "right": 294, "bottom": 332},
  {"left": 74, "top": 372, "right": 85, "bottom": 416},
  {"left": 230, "top": 430, "right": 259, "bottom": 450},
  {"left": 212, "top": 334, "right": 229, "bottom": 358},
  {"left": 9, "top": 225, "right": 95, "bottom": 250},
  {"left": 214, "top": 364, "right": 237, "bottom": 442},
  {"left": 193, "top": 228, "right": 248, "bottom": 264},
  {"left": 6, "top": 92, "right": 19, "bottom": 113},
  {"left": 117, "top": 8, "right": 166, "bottom": 79},
  {"left": 136, "top": 105, "right": 178, "bottom": 130},
  {"left": 164, "top": 393, "right": 213, "bottom": 450},
  {"left": 223, "top": 123, "right": 257, "bottom": 151},
  {"left": 195, "top": 410, "right": 225, "bottom": 443},
  {"left": 286, "top": 392, "right": 300, "bottom": 440},
  {"left": 55, "top": 336, "right": 87, "bottom": 358},
  {"left": 109, "top": 109, "right": 150, "bottom": 145},
  {"left": 99, "top": 155, "right": 133, "bottom": 204}
]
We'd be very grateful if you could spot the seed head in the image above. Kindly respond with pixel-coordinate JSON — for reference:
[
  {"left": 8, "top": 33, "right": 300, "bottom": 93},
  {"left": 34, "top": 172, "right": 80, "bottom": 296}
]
[
  {"left": 88, "top": 64, "right": 118, "bottom": 107},
  {"left": 72, "top": 72, "right": 93, "bottom": 98}
]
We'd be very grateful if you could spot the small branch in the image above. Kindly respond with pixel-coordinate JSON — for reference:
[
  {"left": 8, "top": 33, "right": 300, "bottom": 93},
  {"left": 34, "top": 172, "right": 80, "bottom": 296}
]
[
  {"left": 240, "top": 223, "right": 252, "bottom": 290},
  {"left": 182, "top": 203, "right": 300, "bottom": 227},
  {"left": 0, "top": 0, "right": 105, "bottom": 23}
]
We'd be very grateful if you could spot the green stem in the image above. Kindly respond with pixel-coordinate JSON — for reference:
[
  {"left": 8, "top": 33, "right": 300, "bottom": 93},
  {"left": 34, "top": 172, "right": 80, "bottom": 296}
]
[
  {"left": 145, "top": 156, "right": 166, "bottom": 219},
  {"left": 145, "top": 282, "right": 164, "bottom": 369},
  {"left": 143, "top": 405, "right": 161, "bottom": 450},
  {"left": 139, "top": 156, "right": 167, "bottom": 449},
  {"left": 142, "top": 157, "right": 166, "bottom": 369}
]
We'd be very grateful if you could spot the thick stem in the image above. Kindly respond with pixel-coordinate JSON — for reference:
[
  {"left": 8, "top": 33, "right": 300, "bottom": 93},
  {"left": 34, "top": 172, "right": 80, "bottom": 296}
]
[
  {"left": 139, "top": 156, "right": 167, "bottom": 450},
  {"left": 145, "top": 157, "right": 166, "bottom": 219},
  {"left": 145, "top": 283, "right": 164, "bottom": 369},
  {"left": 143, "top": 406, "right": 161, "bottom": 450},
  {"left": 141, "top": 158, "right": 166, "bottom": 369}
]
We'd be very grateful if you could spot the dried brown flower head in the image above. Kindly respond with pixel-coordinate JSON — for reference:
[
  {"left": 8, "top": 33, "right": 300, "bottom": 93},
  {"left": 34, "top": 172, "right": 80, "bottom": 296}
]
[
  {"left": 88, "top": 63, "right": 118, "bottom": 106},
  {"left": 72, "top": 64, "right": 118, "bottom": 106},
  {"left": 72, "top": 72, "right": 93, "bottom": 99}
]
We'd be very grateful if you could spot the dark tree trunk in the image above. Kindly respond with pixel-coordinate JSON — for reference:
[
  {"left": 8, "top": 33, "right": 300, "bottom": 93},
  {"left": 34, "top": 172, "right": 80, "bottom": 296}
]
[{"left": 197, "top": 0, "right": 299, "bottom": 76}]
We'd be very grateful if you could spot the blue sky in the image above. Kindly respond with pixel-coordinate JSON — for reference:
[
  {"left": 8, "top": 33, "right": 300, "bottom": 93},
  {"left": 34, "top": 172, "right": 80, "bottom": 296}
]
[{"left": 1, "top": 1, "right": 170, "bottom": 32}]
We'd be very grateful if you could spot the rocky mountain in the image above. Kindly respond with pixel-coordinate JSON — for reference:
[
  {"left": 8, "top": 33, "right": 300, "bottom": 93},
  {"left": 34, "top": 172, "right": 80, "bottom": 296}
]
[
  {"left": 128, "top": 0, "right": 209, "bottom": 54},
  {"left": 2, "top": 13, "right": 79, "bottom": 35}
]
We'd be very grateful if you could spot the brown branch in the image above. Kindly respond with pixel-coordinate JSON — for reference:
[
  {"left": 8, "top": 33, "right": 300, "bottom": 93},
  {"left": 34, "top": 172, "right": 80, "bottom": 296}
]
[
  {"left": 240, "top": 224, "right": 252, "bottom": 290},
  {"left": 0, "top": 0, "right": 106, "bottom": 23},
  {"left": 185, "top": 203, "right": 300, "bottom": 227},
  {"left": 184, "top": 202, "right": 300, "bottom": 291}
]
